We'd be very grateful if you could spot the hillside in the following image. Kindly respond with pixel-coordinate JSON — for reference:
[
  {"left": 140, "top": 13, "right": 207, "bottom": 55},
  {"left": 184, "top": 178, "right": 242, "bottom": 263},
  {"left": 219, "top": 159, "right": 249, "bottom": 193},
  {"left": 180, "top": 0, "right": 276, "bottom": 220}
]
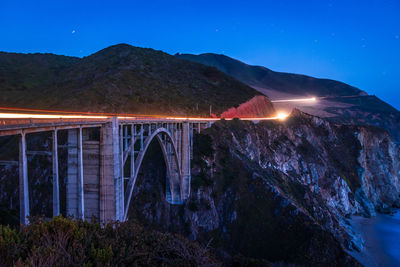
[
  {"left": 176, "top": 53, "right": 365, "bottom": 97},
  {"left": 0, "top": 44, "right": 268, "bottom": 116},
  {"left": 176, "top": 53, "right": 400, "bottom": 142}
]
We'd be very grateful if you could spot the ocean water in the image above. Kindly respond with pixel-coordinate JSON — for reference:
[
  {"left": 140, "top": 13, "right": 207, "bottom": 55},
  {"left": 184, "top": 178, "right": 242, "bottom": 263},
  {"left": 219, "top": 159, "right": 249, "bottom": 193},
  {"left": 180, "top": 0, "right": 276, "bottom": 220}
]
[{"left": 351, "top": 211, "right": 400, "bottom": 267}]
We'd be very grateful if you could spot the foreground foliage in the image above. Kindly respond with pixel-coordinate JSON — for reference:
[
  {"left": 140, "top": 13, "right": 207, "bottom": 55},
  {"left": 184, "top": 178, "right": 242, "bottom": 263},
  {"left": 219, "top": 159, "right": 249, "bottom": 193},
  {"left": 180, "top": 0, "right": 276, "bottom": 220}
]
[{"left": 0, "top": 216, "right": 219, "bottom": 267}]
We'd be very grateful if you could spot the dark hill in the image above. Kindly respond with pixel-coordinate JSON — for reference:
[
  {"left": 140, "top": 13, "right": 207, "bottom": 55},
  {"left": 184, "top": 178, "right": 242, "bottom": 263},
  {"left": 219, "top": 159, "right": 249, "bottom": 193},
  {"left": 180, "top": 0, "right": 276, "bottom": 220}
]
[
  {"left": 176, "top": 53, "right": 365, "bottom": 97},
  {"left": 0, "top": 44, "right": 264, "bottom": 116},
  {"left": 177, "top": 53, "right": 400, "bottom": 142}
]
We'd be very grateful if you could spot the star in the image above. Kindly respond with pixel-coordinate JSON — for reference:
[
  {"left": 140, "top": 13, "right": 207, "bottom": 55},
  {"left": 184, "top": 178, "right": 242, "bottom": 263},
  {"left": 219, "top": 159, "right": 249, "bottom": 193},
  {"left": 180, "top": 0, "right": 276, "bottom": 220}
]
[{"left": 72, "top": 30, "right": 76, "bottom": 34}]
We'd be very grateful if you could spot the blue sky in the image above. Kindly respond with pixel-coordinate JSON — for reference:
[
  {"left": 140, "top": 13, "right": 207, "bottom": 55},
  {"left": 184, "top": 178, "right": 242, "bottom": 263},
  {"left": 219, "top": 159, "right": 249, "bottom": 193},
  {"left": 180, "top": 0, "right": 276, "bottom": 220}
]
[{"left": 1, "top": 0, "right": 399, "bottom": 109}]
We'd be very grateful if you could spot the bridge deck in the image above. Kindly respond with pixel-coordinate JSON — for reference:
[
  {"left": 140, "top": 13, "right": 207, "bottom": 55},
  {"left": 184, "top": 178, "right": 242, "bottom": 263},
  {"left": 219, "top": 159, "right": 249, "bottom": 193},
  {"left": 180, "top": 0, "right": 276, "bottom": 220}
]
[{"left": 0, "top": 117, "right": 211, "bottom": 137}]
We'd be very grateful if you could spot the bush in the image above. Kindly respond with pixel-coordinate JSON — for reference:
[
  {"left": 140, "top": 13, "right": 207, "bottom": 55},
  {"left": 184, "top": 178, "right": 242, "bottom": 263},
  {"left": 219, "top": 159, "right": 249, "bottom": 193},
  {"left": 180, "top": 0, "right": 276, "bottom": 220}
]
[{"left": 0, "top": 216, "right": 219, "bottom": 266}]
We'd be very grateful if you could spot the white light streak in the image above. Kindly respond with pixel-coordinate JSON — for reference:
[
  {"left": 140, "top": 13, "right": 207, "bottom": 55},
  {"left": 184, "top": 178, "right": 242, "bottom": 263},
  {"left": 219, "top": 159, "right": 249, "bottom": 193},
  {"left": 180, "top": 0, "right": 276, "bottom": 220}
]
[{"left": 271, "top": 97, "right": 317, "bottom": 103}]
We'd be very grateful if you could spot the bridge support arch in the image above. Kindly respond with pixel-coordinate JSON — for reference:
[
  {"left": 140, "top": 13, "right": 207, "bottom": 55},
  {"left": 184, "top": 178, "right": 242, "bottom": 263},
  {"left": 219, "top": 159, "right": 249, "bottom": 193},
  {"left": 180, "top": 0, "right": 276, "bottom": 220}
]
[{"left": 122, "top": 126, "right": 186, "bottom": 221}]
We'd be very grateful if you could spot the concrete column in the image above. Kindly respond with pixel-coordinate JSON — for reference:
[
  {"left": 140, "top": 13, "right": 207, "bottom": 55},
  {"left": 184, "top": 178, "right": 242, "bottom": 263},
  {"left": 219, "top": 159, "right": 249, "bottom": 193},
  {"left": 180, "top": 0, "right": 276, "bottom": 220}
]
[
  {"left": 82, "top": 132, "right": 101, "bottom": 221},
  {"left": 124, "top": 126, "right": 128, "bottom": 150},
  {"left": 66, "top": 129, "right": 79, "bottom": 218},
  {"left": 52, "top": 130, "right": 60, "bottom": 216},
  {"left": 78, "top": 128, "right": 85, "bottom": 220},
  {"left": 19, "top": 132, "right": 29, "bottom": 224},
  {"left": 99, "top": 117, "right": 122, "bottom": 222},
  {"left": 140, "top": 124, "right": 143, "bottom": 151},
  {"left": 119, "top": 125, "right": 125, "bottom": 214},
  {"left": 130, "top": 124, "right": 135, "bottom": 180},
  {"left": 181, "top": 122, "right": 191, "bottom": 201},
  {"left": 190, "top": 123, "right": 194, "bottom": 160}
]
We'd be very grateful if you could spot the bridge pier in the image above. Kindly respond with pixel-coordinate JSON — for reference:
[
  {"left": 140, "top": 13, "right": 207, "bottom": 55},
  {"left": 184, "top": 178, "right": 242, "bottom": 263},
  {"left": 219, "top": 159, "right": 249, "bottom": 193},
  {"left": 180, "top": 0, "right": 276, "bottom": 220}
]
[
  {"left": 99, "top": 117, "right": 123, "bottom": 223},
  {"left": 66, "top": 129, "right": 80, "bottom": 218},
  {"left": 52, "top": 130, "right": 60, "bottom": 216},
  {"left": 19, "top": 132, "right": 29, "bottom": 224},
  {"left": 180, "top": 122, "right": 191, "bottom": 201}
]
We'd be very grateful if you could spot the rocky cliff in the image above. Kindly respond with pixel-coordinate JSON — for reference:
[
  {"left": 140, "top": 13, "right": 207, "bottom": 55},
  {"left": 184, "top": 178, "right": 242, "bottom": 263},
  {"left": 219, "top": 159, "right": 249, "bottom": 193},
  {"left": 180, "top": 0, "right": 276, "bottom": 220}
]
[{"left": 129, "top": 110, "right": 399, "bottom": 265}]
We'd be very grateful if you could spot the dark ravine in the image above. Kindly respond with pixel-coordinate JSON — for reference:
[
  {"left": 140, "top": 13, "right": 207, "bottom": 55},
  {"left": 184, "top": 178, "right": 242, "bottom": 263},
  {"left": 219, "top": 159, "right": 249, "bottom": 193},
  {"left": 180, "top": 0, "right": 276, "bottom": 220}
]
[{"left": 127, "top": 110, "right": 400, "bottom": 265}]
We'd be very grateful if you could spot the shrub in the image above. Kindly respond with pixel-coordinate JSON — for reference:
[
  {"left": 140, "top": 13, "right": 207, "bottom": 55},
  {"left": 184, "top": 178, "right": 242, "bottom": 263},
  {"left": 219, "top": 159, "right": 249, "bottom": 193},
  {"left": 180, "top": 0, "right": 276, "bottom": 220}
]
[{"left": 0, "top": 216, "right": 220, "bottom": 266}]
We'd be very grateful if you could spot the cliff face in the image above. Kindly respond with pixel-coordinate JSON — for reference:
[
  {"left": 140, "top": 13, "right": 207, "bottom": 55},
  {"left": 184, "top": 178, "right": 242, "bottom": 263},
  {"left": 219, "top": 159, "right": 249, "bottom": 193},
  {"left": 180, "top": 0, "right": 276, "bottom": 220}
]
[{"left": 129, "top": 110, "right": 399, "bottom": 265}]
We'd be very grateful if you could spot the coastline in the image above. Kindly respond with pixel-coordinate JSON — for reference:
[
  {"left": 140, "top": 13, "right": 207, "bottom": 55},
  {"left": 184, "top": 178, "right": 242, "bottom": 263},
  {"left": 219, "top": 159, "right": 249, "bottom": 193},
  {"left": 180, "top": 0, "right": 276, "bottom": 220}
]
[{"left": 349, "top": 211, "right": 400, "bottom": 267}]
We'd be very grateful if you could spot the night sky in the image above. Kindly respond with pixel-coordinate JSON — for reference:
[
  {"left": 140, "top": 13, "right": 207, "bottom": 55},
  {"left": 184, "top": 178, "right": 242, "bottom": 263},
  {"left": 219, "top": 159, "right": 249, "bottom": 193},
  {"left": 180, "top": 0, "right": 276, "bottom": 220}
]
[{"left": 1, "top": 0, "right": 399, "bottom": 109}]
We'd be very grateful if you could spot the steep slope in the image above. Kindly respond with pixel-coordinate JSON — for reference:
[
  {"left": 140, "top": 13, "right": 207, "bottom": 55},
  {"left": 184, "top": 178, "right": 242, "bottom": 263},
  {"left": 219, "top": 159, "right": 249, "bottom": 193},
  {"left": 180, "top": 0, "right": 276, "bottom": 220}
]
[
  {"left": 0, "top": 44, "right": 271, "bottom": 116},
  {"left": 176, "top": 53, "right": 400, "bottom": 142}
]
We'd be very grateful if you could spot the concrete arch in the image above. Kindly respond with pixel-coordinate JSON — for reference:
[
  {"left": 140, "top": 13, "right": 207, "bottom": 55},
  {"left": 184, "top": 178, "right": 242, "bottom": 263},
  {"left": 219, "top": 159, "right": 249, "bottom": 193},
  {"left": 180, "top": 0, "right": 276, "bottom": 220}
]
[{"left": 123, "top": 127, "right": 181, "bottom": 221}]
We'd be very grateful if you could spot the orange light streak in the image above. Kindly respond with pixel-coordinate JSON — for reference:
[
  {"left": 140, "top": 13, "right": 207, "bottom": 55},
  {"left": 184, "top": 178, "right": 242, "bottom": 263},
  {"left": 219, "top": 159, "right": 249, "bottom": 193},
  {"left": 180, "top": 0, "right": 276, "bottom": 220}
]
[
  {"left": 0, "top": 106, "right": 290, "bottom": 121},
  {"left": 0, "top": 113, "right": 289, "bottom": 121},
  {"left": 0, "top": 113, "right": 108, "bottom": 119}
]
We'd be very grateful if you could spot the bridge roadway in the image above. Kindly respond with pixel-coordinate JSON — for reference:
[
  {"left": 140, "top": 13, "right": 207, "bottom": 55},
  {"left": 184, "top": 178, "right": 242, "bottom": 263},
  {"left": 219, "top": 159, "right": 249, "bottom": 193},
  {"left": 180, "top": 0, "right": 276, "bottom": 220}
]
[{"left": 0, "top": 112, "right": 286, "bottom": 225}]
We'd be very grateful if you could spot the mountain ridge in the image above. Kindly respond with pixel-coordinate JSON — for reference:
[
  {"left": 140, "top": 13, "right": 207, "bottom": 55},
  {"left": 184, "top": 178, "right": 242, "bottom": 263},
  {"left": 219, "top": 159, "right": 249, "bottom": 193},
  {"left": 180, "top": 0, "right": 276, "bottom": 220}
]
[
  {"left": 176, "top": 52, "right": 367, "bottom": 97},
  {"left": 0, "top": 44, "right": 269, "bottom": 116}
]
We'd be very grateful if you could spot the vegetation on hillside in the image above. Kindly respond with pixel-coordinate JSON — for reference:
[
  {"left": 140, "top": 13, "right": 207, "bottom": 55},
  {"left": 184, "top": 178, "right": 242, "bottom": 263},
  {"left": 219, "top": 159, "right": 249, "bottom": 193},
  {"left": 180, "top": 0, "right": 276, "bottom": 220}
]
[
  {"left": 0, "top": 216, "right": 219, "bottom": 266},
  {"left": 0, "top": 44, "right": 262, "bottom": 116}
]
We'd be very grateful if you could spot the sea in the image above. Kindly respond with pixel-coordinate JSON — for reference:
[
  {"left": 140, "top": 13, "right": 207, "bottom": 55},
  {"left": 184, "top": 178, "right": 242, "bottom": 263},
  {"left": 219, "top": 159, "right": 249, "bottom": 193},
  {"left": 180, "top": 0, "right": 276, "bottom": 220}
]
[{"left": 350, "top": 211, "right": 400, "bottom": 267}]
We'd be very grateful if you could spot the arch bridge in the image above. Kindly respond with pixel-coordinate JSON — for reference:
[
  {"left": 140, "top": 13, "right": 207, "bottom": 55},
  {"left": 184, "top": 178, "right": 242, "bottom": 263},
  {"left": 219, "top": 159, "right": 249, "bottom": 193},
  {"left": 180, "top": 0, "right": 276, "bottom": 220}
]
[{"left": 0, "top": 116, "right": 211, "bottom": 224}]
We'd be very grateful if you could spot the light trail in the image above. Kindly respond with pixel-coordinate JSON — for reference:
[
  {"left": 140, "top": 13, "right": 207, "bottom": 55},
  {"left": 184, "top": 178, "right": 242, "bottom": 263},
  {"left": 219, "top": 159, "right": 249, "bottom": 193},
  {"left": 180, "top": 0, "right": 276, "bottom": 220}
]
[
  {"left": 271, "top": 97, "right": 317, "bottom": 103},
  {"left": 0, "top": 112, "right": 289, "bottom": 121},
  {"left": 0, "top": 94, "right": 367, "bottom": 122},
  {"left": 0, "top": 113, "right": 108, "bottom": 119},
  {"left": 0, "top": 106, "right": 291, "bottom": 121}
]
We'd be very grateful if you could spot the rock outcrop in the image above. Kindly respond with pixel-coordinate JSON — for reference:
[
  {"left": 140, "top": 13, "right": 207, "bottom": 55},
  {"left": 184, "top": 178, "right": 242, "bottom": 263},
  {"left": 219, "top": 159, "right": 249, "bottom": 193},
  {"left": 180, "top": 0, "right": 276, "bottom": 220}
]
[{"left": 129, "top": 110, "right": 399, "bottom": 265}]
